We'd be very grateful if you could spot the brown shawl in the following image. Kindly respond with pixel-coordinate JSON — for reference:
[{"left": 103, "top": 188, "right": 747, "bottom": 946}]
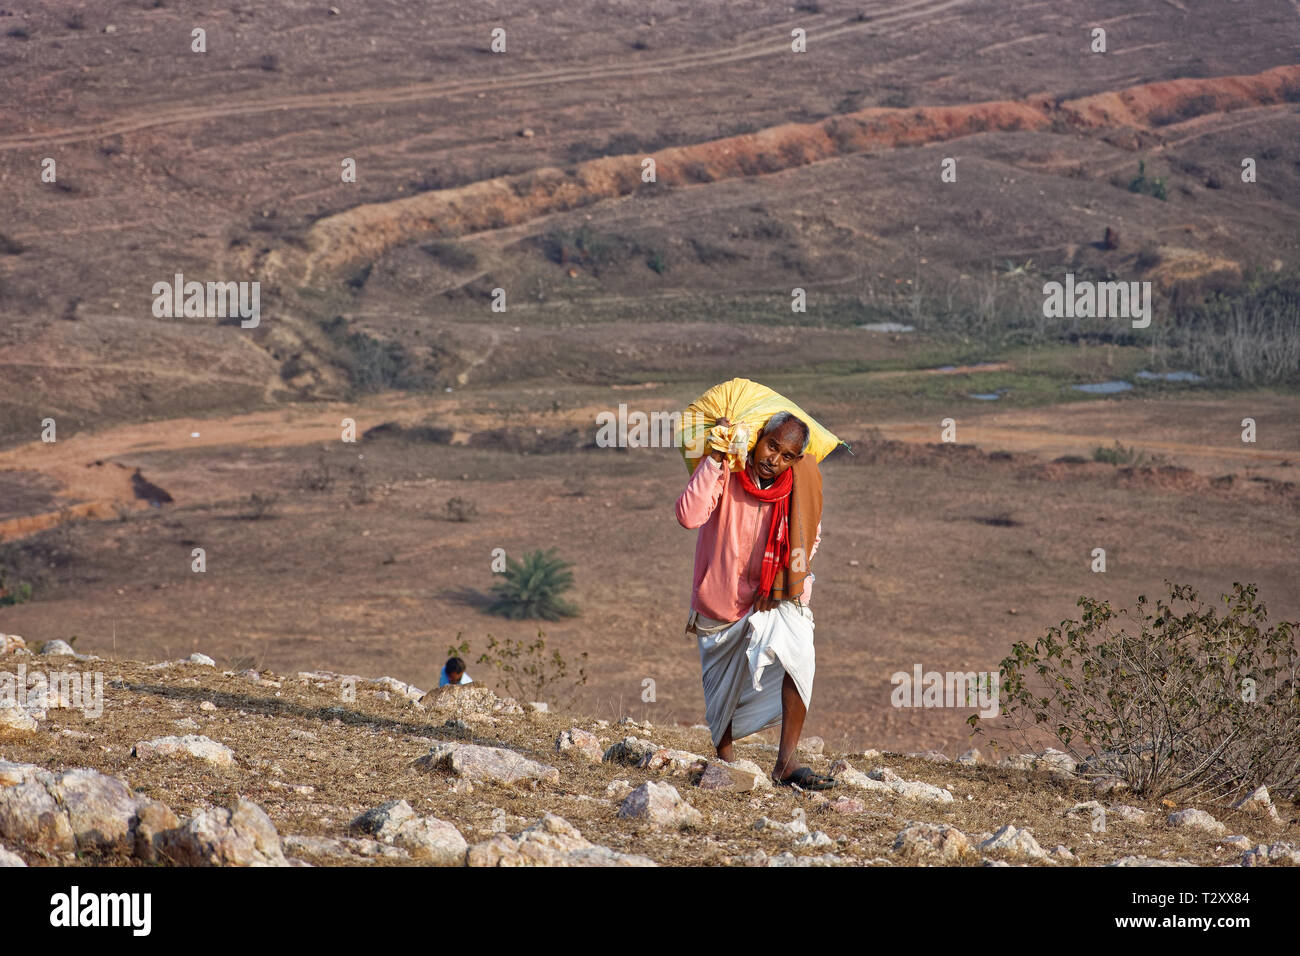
[{"left": 767, "top": 453, "right": 822, "bottom": 603}]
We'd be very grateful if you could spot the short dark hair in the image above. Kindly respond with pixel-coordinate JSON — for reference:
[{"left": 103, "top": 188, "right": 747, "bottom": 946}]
[{"left": 445, "top": 657, "right": 466, "bottom": 673}]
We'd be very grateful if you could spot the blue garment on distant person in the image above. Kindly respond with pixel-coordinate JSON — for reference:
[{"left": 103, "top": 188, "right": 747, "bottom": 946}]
[{"left": 439, "top": 668, "right": 474, "bottom": 687}]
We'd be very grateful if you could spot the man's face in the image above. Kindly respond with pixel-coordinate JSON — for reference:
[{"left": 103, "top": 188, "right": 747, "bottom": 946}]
[
  {"left": 447, "top": 669, "right": 463, "bottom": 683},
  {"left": 748, "top": 424, "right": 805, "bottom": 481}
]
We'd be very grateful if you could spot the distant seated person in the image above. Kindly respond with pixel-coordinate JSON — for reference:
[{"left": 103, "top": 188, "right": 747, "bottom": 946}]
[{"left": 439, "top": 657, "right": 473, "bottom": 687}]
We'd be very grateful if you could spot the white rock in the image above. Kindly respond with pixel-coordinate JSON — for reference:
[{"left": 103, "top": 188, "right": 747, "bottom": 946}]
[
  {"left": 0, "top": 635, "right": 27, "bottom": 656},
  {"left": 556, "top": 728, "right": 603, "bottom": 763},
  {"left": 41, "top": 640, "right": 76, "bottom": 656},
  {"left": 794, "top": 830, "right": 834, "bottom": 848},
  {"left": 0, "top": 707, "right": 38, "bottom": 734},
  {"left": 1109, "top": 856, "right": 1194, "bottom": 867},
  {"left": 131, "top": 734, "right": 235, "bottom": 767},
  {"left": 415, "top": 742, "right": 559, "bottom": 786},
  {"left": 892, "top": 823, "right": 973, "bottom": 862},
  {"left": 159, "top": 798, "right": 287, "bottom": 866},
  {"left": 1036, "top": 748, "right": 1077, "bottom": 773},
  {"left": 1064, "top": 800, "right": 1105, "bottom": 819},
  {"left": 604, "top": 779, "right": 632, "bottom": 800},
  {"left": 468, "top": 813, "right": 655, "bottom": 867},
  {"left": 755, "top": 811, "right": 811, "bottom": 838},
  {"left": 1241, "top": 842, "right": 1300, "bottom": 866},
  {"left": 374, "top": 676, "right": 425, "bottom": 702},
  {"left": 1167, "top": 808, "right": 1226, "bottom": 835},
  {"left": 188, "top": 653, "right": 216, "bottom": 667},
  {"left": 1109, "top": 805, "right": 1149, "bottom": 824},
  {"left": 349, "top": 800, "right": 466, "bottom": 865},
  {"left": 979, "top": 825, "right": 1050, "bottom": 862},
  {"left": 0, "top": 846, "right": 26, "bottom": 866},
  {"left": 617, "top": 781, "right": 702, "bottom": 828},
  {"left": 639, "top": 747, "right": 708, "bottom": 775},
  {"left": 1231, "top": 786, "right": 1282, "bottom": 826},
  {"left": 768, "top": 850, "right": 848, "bottom": 867}
]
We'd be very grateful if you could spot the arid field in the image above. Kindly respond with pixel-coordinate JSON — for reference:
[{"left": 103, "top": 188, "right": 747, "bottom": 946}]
[{"left": 2, "top": 0, "right": 1298, "bottom": 760}]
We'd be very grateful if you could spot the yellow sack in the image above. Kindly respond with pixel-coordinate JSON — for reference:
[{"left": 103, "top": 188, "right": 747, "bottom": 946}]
[{"left": 677, "top": 377, "right": 846, "bottom": 474}]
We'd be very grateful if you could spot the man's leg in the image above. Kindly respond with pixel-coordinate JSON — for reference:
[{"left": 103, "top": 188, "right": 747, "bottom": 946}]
[
  {"left": 716, "top": 721, "right": 734, "bottom": 763},
  {"left": 772, "top": 672, "right": 806, "bottom": 781}
]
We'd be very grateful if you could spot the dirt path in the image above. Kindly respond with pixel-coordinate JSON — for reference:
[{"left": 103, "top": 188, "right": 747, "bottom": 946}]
[
  {"left": 4, "top": 388, "right": 1294, "bottom": 544},
  {"left": 867, "top": 421, "right": 1300, "bottom": 466},
  {"left": 262, "top": 61, "right": 1300, "bottom": 283},
  {"left": 0, "top": 395, "right": 428, "bottom": 542},
  {"left": 0, "top": 1, "right": 959, "bottom": 151}
]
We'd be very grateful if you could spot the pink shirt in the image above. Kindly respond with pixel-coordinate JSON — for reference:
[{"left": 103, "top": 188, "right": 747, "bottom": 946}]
[{"left": 675, "top": 456, "right": 821, "bottom": 621}]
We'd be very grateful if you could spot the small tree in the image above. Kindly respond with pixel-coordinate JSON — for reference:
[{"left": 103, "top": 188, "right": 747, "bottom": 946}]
[
  {"left": 445, "top": 631, "right": 589, "bottom": 709},
  {"left": 487, "top": 548, "right": 578, "bottom": 621},
  {"left": 973, "top": 582, "right": 1299, "bottom": 802}
]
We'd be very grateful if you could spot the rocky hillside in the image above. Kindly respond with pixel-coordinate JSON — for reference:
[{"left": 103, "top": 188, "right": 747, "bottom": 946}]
[{"left": 0, "top": 634, "right": 1294, "bottom": 867}]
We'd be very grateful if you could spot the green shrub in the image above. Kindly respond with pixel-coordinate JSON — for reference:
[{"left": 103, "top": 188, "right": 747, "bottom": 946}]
[
  {"left": 1128, "top": 160, "right": 1168, "bottom": 200},
  {"left": 0, "top": 566, "right": 32, "bottom": 606},
  {"left": 474, "top": 632, "right": 588, "bottom": 706},
  {"left": 444, "top": 497, "right": 477, "bottom": 522},
  {"left": 242, "top": 492, "right": 280, "bottom": 520},
  {"left": 1093, "top": 440, "right": 1143, "bottom": 465},
  {"left": 487, "top": 548, "right": 578, "bottom": 621},
  {"left": 975, "top": 582, "right": 1300, "bottom": 802}
]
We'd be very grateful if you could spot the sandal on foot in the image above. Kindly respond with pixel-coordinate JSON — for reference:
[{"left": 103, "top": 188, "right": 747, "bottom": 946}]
[{"left": 774, "top": 766, "right": 837, "bottom": 790}]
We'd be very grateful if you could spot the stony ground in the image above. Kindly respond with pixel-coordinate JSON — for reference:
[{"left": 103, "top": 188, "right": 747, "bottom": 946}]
[{"left": 1, "top": 638, "right": 1295, "bottom": 867}]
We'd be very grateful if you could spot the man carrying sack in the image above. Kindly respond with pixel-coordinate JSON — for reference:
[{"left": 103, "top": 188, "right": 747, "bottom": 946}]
[{"left": 675, "top": 410, "right": 835, "bottom": 790}]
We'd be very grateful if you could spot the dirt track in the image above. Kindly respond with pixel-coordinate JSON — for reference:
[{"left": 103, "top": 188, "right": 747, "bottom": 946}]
[
  {"left": 0, "top": 1, "right": 964, "bottom": 151},
  {"left": 259, "top": 63, "right": 1300, "bottom": 283},
  {"left": 5, "top": 389, "right": 1297, "bottom": 544}
]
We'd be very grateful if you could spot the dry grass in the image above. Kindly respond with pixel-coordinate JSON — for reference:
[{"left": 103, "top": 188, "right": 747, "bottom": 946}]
[{"left": 3, "top": 657, "right": 1294, "bottom": 866}]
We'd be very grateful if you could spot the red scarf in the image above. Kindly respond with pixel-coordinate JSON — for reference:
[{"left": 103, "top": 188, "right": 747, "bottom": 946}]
[{"left": 736, "top": 462, "right": 793, "bottom": 599}]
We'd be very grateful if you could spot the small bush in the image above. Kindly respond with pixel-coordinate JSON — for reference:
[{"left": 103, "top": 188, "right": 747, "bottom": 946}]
[
  {"left": 420, "top": 239, "right": 478, "bottom": 271},
  {"left": 1134, "top": 244, "right": 1163, "bottom": 272},
  {"left": 348, "top": 462, "right": 372, "bottom": 504},
  {"left": 455, "top": 631, "right": 588, "bottom": 708},
  {"left": 242, "top": 492, "right": 279, "bottom": 520},
  {"left": 976, "top": 582, "right": 1300, "bottom": 802},
  {"left": 1128, "top": 160, "right": 1168, "bottom": 201},
  {"left": 487, "top": 548, "right": 578, "bottom": 621},
  {"left": 544, "top": 226, "right": 620, "bottom": 274},
  {"left": 297, "top": 453, "right": 335, "bottom": 492},
  {"left": 444, "top": 497, "right": 477, "bottom": 522},
  {"left": 646, "top": 250, "right": 668, "bottom": 274},
  {"left": 1093, "top": 440, "right": 1144, "bottom": 465},
  {"left": 0, "top": 566, "right": 33, "bottom": 606}
]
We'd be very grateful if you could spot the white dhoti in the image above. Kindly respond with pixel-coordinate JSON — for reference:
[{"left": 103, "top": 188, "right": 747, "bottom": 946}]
[{"left": 688, "top": 601, "right": 816, "bottom": 749}]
